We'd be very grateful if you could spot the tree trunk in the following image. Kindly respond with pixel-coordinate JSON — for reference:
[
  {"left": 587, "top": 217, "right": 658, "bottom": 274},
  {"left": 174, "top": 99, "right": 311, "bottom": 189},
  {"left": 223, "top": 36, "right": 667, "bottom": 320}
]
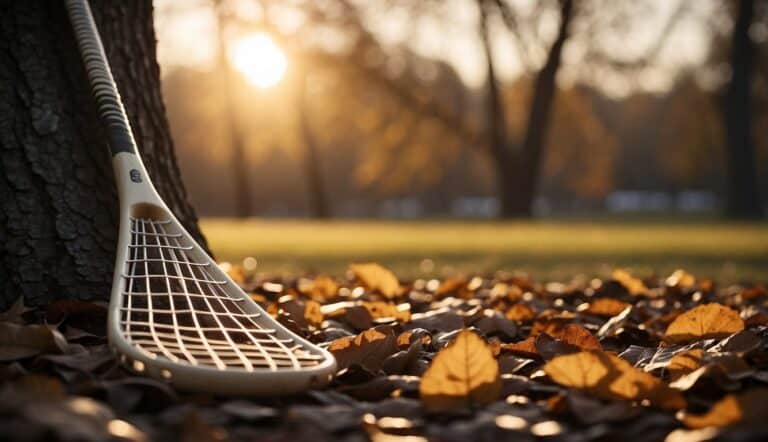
[
  {"left": 214, "top": 0, "right": 253, "bottom": 218},
  {"left": 297, "top": 71, "right": 331, "bottom": 219},
  {"left": 0, "top": 0, "right": 207, "bottom": 309},
  {"left": 512, "top": 0, "right": 574, "bottom": 217},
  {"left": 479, "top": 0, "right": 574, "bottom": 218},
  {"left": 479, "top": 0, "right": 516, "bottom": 218},
  {"left": 724, "top": 0, "right": 763, "bottom": 219}
]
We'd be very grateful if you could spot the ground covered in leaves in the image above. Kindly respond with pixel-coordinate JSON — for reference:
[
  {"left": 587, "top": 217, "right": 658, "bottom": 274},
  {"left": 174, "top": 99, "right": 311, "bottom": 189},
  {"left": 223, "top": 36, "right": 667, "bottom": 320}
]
[{"left": 2, "top": 265, "right": 768, "bottom": 441}]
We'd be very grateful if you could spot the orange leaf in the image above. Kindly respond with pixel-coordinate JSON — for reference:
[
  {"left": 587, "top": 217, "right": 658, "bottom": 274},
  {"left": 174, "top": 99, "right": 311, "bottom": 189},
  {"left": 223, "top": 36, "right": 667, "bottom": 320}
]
[
  {"left": 665, "top": 269, "right": 695, "bottom": 289},
  {"left": 500, "top": 337, "right": 539, "bottom": 359},
  {"left": 328, "top": 327, "right": 398, "bottom": 372},
  {"left": 585, "top": 298, "right": 630, "bottom": 317},
  {"left": 667, "top": 349, "right": 704, "bottom": 381},
  {"left": 612, "top": 269, "right": 648, "bottom": 296},
  {"left": 556, "top": 324, "right": 602, "bottom": 351},
  {"left": 664, "top": 303, "right": 744, "bottom": 344},
  {"left": 304, "top": 300, "right": 323, "bottom": 328},
  {"left": 299, "top": 276, "right": 339, "bottom": 302},
  {"left": 360, "top": 301, "right": 411, "bottom": 323},
  {"left": 543, "top": 350, "right": 686, "bottom": 411},
  {"left": 505, "top": 303, "right": 535, "bottom": 322},
  {"left": 683, "top": 388, "right": 768, "bottom": 428},
  {"left": 350, "top": 263, "right": 402, "bottom": 299},
  {"left": 420, "top": 329, "right": 502, "bottom": 411}
]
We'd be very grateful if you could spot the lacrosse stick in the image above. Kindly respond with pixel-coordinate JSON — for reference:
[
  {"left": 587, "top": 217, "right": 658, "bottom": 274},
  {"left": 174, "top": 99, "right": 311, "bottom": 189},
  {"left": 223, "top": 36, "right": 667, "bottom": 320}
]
[{"left": 65, "top": 0, "right": 336, "bottom": 395}]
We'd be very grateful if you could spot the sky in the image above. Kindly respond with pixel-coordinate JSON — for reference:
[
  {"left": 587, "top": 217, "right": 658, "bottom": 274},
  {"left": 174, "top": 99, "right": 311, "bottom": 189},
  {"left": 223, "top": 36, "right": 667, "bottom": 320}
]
[{"left": 153, "top": 0, "right": 717, "bottom": 97}]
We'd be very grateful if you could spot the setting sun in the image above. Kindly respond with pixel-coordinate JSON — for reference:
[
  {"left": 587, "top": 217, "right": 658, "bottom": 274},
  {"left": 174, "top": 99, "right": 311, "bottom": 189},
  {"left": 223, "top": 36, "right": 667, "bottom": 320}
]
[{"left": 230, "top": 33, "right": 287, "bottom": 88}]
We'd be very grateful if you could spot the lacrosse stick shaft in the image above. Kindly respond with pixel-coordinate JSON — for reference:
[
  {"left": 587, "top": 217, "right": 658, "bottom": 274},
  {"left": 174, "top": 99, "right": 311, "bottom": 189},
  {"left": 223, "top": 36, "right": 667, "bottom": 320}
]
[{"left": 65, "top": 0, "right": 137, "bottom": 156}]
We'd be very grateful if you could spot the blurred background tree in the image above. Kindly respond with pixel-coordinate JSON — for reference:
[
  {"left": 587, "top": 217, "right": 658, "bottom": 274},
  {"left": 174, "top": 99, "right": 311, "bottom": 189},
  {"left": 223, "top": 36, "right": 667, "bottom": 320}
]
[{"left": 155, "top": 0, "right": 767, "bottom": 219}]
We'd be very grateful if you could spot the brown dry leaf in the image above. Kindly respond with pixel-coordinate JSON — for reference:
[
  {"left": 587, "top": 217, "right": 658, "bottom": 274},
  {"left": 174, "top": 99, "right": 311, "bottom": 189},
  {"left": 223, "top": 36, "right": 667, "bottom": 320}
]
[
  {"left": 300, "top": 276, "right": 339, "bottom": 301},
  {"left": 664, "top": 303, "right": 744, "bottom": 344},
  {"left": 665, "top": 269, "right": 696, "bottom": 289},
  {"left": 500, "top": 337, "right": 538, "bottom": 359},
  {"left": 668, "top": 349, "right": 704, "bottom": 381},
  {"left": 612, "top": 269, "right": 648, "bottom": 296},
  {"left": 328, "top": 326, "right": 398, "bottom": 372},
  {"left": 585, "top": 298, "right": 630, "bottom": 317},
  {"left": 304, "top": 300, "right": 323, "bottom": 328},
  {"left": 0, "top": 322, "right": 69, "bottom": 361},
  {"left": 435, "top": 277, "right": 467, "bottom": 297},
  {"left": 225, "top": 264, "right": 246, "bottom": 285},
  {"left": 505, "top": 303, "right": 535, "bottom": 322},
  {"left": 556, "top": 324, "right": 602, "bottom": 351},
  {"left": 420, "top": 329, "right": 502, "bottom": 411},
  {"left": 396, "top": 330, "right": 431, "bottom": 349},
  {"left": 350, "top": 263, "right": 402, "bottom": 299},
  {"left": 361, "top": 302, "right": 411, "bottom": 323},
  {"left": 530, "top": 317, "right": 572, "bottom": 337},
  {"left": 683, "top": 388, "right": 768, "bottom": 429},
  {"left": 543, "top": 350, "right": 686, "bottom": 411}
]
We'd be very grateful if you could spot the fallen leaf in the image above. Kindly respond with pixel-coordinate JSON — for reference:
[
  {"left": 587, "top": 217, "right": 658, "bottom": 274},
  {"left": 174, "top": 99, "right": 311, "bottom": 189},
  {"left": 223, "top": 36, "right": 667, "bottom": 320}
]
[
  {"left": 0, "top": 323, "right": 68, "bottom": 361},
  {"left": 361, "top": 302, "right": 411, "bottom": 323},
  {"left": 304, "top": 300, "right": 324, "bottom": 328},
  {"left": 683, "top": 388, "right": 768, "bottom": 429},
  {"left": 556, "top": 324, "right": 602, "bottom": 351},
  {"left": 328, "top": 326, "right": 398, "bottom": 372},
  {"left": 664, "top": 303, "right": 744, "bottom": 344},
  {"left": 543, "top": 350, "right": 686, "bottom": 410},
  {"left": 434, "top": 277, "right": 467, "bottom": 297},
  {"left": 585, "top": 298, "right": 631, "bottom": 317},
  {"left": 665, "top": 269, "right": 696, "bottom": 289},
  {"left": 667, "top": 349, "right": 704, "bottom": 381},
  {"left": 0, "top": 297, "right": 31, "bottom": 324},
  {"left": 612, "top": 269, "right": 648, "bottom": 296},
  {"left": 500, "top": 337, "right": 539, "bottom": 359},
  {"left": 505, "top": 303, "right": 535, "bottom": 322},
  {"left": 350, "top": 263, "right": 402, "bottom": 299},
  {"left": 420, "top": 329, "right": 501, "bottom": 411},
  {"left": 300, "top": 276, "right": 339, "bottom": 302}
]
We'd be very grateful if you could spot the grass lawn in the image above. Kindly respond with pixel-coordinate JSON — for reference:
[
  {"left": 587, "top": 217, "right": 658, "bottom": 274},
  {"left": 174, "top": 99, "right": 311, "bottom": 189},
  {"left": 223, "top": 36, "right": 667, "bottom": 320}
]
[{"left": 200, "top": 218, "right": 768, "bottom": 283}]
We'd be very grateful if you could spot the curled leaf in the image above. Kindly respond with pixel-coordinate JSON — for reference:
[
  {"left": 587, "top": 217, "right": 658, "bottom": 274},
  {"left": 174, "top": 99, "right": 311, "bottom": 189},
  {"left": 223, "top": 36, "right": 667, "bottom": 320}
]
[
  {"left": 420, "top": 329, "right": 501, "bottom": 411},
  {"left": 0, "top": 323, "right": 68, "bottom": 361},
  {"left": 299, "top": 276, "right": 339, "bottom": 302},
  {"left": 543, "top": 350, "right": 686, "bottom": 411},
  {"left": 585, "top": 298, "right": 630, "bottom": 317},
  {"left": 664, "top": 303, "right": 744, "bottom": 344},
  {"left": 683, "top": 388, "right": 768, "bottom": 429},
  {"left": 328, "top": 326, "right": 398, "bottom": 372},
  {"left": 350, "top": 263, "right": 402, "bottom": 299},
  {"left": 667, "top": 349, "right": 704, "bottom": 382},
  {"left": 505, "top": 303, "right": 535, "bottom": 322},
  {"left": 612, "top": 269, "right": 648, "bottom": 296}
]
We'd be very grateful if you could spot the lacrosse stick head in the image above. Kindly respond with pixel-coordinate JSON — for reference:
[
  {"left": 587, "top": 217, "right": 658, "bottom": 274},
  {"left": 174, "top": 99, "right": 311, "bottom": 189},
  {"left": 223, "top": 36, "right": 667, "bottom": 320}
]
[{"left": 108, "top": 154, "right": 336, "bottom": 396}]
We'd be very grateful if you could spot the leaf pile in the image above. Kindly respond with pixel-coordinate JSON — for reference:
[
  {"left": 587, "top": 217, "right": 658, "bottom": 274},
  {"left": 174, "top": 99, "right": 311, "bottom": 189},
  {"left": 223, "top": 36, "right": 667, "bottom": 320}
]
[{"left": 1, "top": 266, "right": 768, "bottom": 441}]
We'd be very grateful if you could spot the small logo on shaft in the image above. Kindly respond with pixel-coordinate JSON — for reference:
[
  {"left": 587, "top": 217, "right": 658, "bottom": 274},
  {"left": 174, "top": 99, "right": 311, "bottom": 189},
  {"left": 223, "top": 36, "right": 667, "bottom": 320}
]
[{"left": 129, "top": 169, "right": 142, "bottom": 183}]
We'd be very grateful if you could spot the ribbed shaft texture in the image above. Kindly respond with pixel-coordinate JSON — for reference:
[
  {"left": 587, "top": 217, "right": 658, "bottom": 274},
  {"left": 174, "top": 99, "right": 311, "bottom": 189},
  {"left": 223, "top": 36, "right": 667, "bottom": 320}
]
[{"left": 65, "top": 0, "right": 137, "bottom": 155}]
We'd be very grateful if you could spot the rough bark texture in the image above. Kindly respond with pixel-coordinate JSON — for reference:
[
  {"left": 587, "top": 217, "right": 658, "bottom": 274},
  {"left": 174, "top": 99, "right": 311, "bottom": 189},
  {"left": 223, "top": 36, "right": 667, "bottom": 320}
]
[
  {"left": 724, "top": 0, "right": 763, "bottom": 219},
  {"left": 0, "top": 0, "right": 207, "bottom": 309}
]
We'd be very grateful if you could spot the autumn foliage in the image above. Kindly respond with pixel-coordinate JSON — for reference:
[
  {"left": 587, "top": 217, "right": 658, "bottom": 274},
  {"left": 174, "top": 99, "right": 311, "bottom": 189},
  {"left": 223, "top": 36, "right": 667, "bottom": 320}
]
[{"left": 1, "top": 265, "right": 767, "bottom": 440}]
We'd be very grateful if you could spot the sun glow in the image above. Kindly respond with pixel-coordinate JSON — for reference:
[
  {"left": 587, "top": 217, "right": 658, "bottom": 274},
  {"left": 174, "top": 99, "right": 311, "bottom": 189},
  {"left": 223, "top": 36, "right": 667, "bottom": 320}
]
[{"left": 230, "top": 33, "right": 287, "bottom": 88}]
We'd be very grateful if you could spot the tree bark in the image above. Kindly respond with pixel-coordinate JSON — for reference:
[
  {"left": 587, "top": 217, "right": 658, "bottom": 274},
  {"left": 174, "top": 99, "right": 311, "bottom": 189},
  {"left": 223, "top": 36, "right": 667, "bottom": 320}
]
[
  {"left": 0, "top": 0, "right": 207, "bottom": 309},
  {"left": 724, "top": 0, "right": 763, "bottom": 218}
]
